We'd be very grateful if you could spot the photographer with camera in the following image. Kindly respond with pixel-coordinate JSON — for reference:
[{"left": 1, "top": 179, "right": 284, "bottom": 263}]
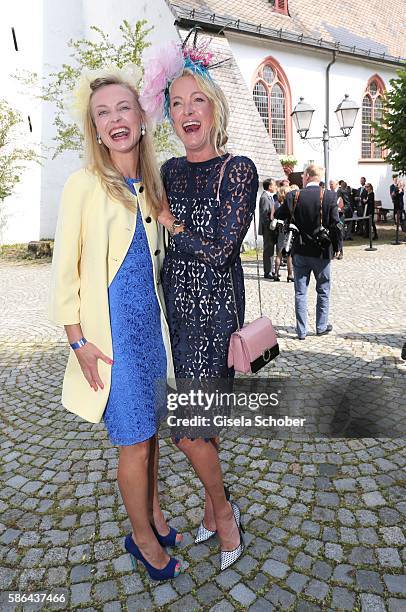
[{"left": 275, "top": 164, "right": 341, "bottom": 340}]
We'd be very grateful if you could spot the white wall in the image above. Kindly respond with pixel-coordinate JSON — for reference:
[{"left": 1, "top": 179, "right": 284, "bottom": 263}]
[
  {"left": 40, "top": 0, "right": 179, "bottom": 241},
  {"left": 1, "top": 0, "right": 179, "bottom": 243},
  {"left": 1, "top": 1, "right": 44, "bottom": 244},
  {"left": 228, "top": 33, "right": 397, "bottom": 208}
]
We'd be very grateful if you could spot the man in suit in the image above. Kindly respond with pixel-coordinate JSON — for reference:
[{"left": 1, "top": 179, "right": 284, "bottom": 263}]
[
  {"left": 390, "top": 174, "right": 401, "bottom": 225},
  {"left": 275, "top": 164, "right": 341, "bottom": 340},
  {"left": 355, "top": 176, "right": 367, "bottom": 234},
  {"left": 258, "top": 178, "right": 278, "bottom": 279}
]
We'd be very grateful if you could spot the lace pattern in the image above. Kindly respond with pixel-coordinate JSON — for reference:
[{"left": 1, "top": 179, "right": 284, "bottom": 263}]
[
  {"left": 103, "top": 180, "right": 167, "bottom": 445},
  {"left": 161, "top": 155, "right": 258, "bottom": 380}
]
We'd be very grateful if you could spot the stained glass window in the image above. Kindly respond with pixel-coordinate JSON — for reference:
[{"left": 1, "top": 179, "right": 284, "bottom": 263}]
[
  {"left": 253, "top": 62, "right": 290, "bottom": 154},
  {"left": 362, "top": 96, "right": 372, "bottom": 159},
  {"left": 270, "top": 84, "right": 286, "bottom": 154},
  {"left": 263, "top": 66, "right": 275, "bottom": 84},
  {"left": 361, "top": 78, "right": 385, "bottom": 159},
  {"left": 253, "top": 82, "right": 269, "bottom": 131}
]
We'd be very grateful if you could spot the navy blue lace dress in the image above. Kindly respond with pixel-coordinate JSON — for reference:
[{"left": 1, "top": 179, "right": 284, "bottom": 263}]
[
  {"left": 161, "top": 155, "right": 258, "bottom": 380},
  {"left": 103, "top": 178, "right": 167, "bottom": 445}
]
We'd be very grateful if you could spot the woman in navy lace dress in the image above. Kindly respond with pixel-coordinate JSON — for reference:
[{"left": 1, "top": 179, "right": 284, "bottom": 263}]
[{"left": 159, "top": 68, "right": 258, "bottom": 570}]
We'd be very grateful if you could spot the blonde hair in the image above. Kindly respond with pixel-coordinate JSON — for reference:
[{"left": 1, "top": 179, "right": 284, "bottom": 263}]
[
  {"left": 84, "top": 76, "right": 163, "bottom": 216},
  {"left": 169, "top": 69, "right": 229, "bottom": 154},
  {"left": 277, "top": 185, "right": 293, "bottom": 203}
]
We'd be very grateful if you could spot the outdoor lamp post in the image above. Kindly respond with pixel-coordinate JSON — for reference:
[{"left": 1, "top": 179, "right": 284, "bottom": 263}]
[
  {"left": 291, "top": 94, "right": 359, "bottom": 184},
  {"left": 334, "top": 94, "right": 360, "bottom": 137},
  {"left": 291, "top": 97, "right": 315, "bottom": 139}
]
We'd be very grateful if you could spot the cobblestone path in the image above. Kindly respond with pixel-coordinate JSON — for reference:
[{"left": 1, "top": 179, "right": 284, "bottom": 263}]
[{"left": 0, "top": 243, "right": 405, "bottom": 611}]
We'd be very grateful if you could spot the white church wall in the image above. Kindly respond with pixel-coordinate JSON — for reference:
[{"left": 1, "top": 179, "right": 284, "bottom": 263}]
[
  {"left": 1, "top": 2, "right": 44, "bottom": 244},
  {"left": 2, "top": 0, "right": 179, "bottom": 243},
  {"left": 228, "top": 33, "right": 397, "bottom": 208},
  {"left": 40, "top": 0, "right": 179, "bottom": 241}
]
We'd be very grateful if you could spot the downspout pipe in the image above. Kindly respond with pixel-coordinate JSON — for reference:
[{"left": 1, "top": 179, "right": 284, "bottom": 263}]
[{"left": 324, "top": 50, "right": 336, "bottom": 185}]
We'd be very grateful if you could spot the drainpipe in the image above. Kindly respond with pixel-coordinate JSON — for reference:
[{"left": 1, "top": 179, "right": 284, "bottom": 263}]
[{"left": 324, "top": 51, "right": 336, "bottom": 185}]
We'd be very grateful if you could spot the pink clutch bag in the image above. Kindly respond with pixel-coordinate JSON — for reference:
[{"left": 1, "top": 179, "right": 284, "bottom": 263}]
[{"left": 228, "top": 315, "right": 279, "bottom": 374}]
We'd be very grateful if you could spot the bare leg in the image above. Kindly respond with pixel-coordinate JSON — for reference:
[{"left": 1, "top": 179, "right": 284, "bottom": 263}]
[
  {"left": 202, "top": 437, "right": 219, "bottom": 531},
  {"left": 151, "top": 435, "right": 182, "bottom": 543},
  {"left": 287, "top": 256, "right": 293, "bottom": 278},
  {"left": 274, "top": 253, "right": 281, "bottom": 277},
  {"left": 174, "top": 437, "right": 240, "bottom": 552},
  {"left": 118, "top": 440, "right": 176, "bottom": 569}
]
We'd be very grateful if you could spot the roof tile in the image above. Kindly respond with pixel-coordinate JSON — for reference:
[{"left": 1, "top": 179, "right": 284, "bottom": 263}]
[{"left": 170, "top": 0, "right": 406, "bottom": 59}]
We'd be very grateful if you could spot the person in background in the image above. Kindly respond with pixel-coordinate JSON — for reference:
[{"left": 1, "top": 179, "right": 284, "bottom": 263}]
[
  {"left": 390, "top": 175, "right": 400, "bottom": 223},
  {"left": 355, "top": 176, "right": 367, "bottom": 234},
  {"left": 276, "top": 164, "right": 341, "bottom": 339},
  {"left": 259, "top": 178, "right": 279, "bottom": 279},
  {"left": 355, "top": 177, "right": 367, "bottom": 209},
  {"left": 362, "top": 183, "right": 378, "bottom": 240},
  {"left": 399, "top": 179, "right": 405, "bottom": 229},
  {"left": 273, "top": 185, "right": 294, "bottom": 282},
  {"left": 338, "top": 180, "right": 353, "bottom": 244},
  {"left": 330, "top": 179, "right": 345, "bottom": 260}
]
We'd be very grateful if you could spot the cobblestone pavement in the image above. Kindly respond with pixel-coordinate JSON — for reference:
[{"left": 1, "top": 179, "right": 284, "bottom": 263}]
[{"left": 0, "top": 242, "right": 405, "bottom": 611}]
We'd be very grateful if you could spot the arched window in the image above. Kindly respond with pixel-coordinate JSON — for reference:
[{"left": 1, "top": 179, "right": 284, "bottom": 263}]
[
  {"left": 361, "top": 76, "right": 385, "bottom": 159},
  {"left": 252, "top": 59, "right": 292, "bottom": 155}
]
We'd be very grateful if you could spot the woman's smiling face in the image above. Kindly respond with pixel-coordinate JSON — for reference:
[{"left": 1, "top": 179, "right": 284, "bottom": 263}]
[
  {"left": 169, "top": 75, "right": 215, "bottom": 158},
  {"left": 91, "top": 84, "right": 142, "bottom": 154}
]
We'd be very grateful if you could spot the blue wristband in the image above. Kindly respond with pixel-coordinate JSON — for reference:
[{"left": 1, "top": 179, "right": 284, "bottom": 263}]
[{"left": 70, "top": 337, "right": 87, "bottom": 350}]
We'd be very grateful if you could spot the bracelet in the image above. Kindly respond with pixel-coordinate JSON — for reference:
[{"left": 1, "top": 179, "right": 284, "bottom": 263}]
[
  {"left": 168, "top": 219, "right": 183, "bottom": 236},
  {"left": 70, "top": 337, "right": 87, "bottom": 350}
]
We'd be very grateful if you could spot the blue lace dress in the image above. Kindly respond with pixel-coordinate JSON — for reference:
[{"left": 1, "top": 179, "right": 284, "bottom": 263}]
[
  {"left": 161, "top": 155, "right": 258, "bottom": 380},
  {"left": 103, "top": 178, "right": 167, "bottom": 445}
]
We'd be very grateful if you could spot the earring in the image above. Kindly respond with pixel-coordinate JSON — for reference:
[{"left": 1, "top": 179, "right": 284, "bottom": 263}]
[
  {"left": 96, "top": 133, "right": 102, "bottom": 145},
  {"left": 141, "top": 125, "right": 146, "bottom": 136}
]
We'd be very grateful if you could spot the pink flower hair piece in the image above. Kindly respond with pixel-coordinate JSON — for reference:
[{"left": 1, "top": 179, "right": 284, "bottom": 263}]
[
  {"left": 139, "top": 29, "right": 230, "bottom": 124},
  {"left": 139, "top": 42, "right": 184, "bottom": 124}
]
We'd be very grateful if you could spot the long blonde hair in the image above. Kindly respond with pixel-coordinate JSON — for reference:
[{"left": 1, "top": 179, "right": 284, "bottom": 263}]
[
  {"left": 169, "top": 69, "right": 229, "bottom": 154},
  {"left": 84, "top": 76, "right": 163, "bottom": 216},
  {"left": 277, "top": 185, "right": 293, "bottom": 203}
]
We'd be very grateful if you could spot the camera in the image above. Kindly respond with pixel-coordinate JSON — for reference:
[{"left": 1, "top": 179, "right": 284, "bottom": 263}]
[
  {"left": 282, "top": 223, "right": 299, "bottom": 255},
  {"left": 270, "top": 218, "right": 284, "bottom": 231},
  {"left": 312, "top": 225, "right": 331, "bottom": 248}
]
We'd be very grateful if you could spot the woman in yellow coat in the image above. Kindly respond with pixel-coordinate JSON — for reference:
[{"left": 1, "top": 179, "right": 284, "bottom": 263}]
[{"left": 49, "top": 65, "right": 182, "bottom": 581}]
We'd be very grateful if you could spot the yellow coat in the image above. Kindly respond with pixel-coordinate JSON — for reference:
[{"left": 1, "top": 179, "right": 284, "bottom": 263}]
[{"left": 49, "top": 168, "right": 174, "bottom": 423}]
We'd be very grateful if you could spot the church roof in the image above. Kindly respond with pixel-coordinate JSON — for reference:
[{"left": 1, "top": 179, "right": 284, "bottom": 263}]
[{"left": 168, "top": 0, "right": 406, "bottom": 63}]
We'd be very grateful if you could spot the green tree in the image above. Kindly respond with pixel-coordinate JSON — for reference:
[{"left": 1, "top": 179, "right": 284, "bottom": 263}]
[
  {"left": 16, "top": 20, "right": 178, "bottom": 159},
  {"left": 0, "top": 100, "right": 39, "bottom": 202},
  {"left": 372, "top": 65, "right": 406, "bottom": 174}
]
